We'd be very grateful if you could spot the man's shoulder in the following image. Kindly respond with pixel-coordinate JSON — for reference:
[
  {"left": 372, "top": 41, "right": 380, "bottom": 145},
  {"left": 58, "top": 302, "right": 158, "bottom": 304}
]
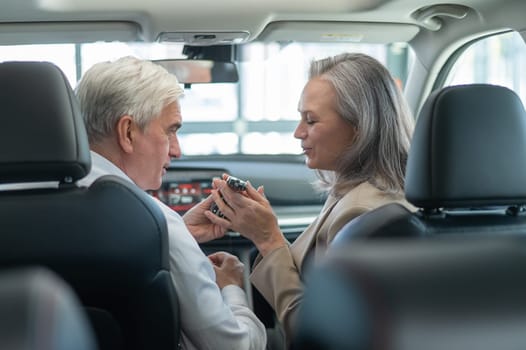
[{"left": 76, "top": 171, "right": 100, "bottom": 187}]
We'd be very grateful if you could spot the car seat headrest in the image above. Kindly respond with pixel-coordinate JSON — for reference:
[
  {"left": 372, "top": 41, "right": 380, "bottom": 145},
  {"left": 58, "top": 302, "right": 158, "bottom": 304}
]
[
  {"left": 0, "top": 61, "right": 90, "bottom": 184},
  {"left": 405, "top": 84, "right": 526, "bottom": 209}
]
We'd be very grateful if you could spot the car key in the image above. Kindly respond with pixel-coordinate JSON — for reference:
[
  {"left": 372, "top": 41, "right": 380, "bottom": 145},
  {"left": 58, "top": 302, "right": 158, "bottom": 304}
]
[{"left": 210, "top": 175, "right": 247, "bottom": 218}]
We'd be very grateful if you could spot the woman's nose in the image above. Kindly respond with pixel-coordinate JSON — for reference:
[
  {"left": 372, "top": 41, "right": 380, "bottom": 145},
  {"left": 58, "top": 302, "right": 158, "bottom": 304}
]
[{"left": 293, "top": 123, "right": 306, "bottom": 139}]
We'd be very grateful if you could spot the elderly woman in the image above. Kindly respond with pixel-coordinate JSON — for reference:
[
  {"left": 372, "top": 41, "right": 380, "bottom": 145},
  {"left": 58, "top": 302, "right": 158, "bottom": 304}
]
[{"left": 207, "top": 52, "right": 415, "bottom": 346}]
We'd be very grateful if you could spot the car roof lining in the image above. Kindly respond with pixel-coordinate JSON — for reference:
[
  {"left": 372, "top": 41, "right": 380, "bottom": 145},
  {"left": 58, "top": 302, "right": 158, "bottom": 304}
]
[{"left": 0, "top": 0, "right": 523, "bottom": 44}]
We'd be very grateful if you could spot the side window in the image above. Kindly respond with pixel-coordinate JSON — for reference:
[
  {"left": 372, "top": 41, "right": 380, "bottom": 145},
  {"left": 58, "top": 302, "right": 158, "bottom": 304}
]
[{"left": 444, "top": 31, "right": 526, "bottom": 105}]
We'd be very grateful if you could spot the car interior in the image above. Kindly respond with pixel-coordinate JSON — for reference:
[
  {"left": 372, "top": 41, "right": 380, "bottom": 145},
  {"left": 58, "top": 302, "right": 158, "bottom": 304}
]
[{"left": 0, "top": 0, "right": 526, "bottom": 349}]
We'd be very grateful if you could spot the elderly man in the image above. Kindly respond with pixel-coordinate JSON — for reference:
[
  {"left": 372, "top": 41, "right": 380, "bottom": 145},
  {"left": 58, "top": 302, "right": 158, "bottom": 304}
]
[{"left": 75, "top": 56, "right": 266, "bottom": 350}]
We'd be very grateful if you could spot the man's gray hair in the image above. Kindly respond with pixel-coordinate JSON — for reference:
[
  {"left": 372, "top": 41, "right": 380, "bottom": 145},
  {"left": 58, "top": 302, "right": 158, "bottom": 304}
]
[
  {"left": 310, "top": 53, "right": 414, "bottom": 196},
  {"left": 75, "top": 56, "right": 184, "bottom": 144}
]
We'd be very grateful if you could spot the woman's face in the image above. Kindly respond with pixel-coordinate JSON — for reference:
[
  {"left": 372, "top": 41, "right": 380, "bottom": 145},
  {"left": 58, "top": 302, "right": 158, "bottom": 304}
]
[{"left": 294, "top": 77, "right": 357, "bottom": 171}]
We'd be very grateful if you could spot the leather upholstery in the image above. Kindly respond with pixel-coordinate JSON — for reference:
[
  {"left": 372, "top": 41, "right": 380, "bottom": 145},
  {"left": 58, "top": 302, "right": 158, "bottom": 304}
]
[
  {"left": 294, "top": 237, "right": 526, "bottom": 350},
  {"left": 406, "top": 84, "right": 526, "bottom": 208},
  {"left": 0, "top": 61, "right": 179, "bottom": 350},
  {"left": 0, "top": 61, "right": 90, "bottom": 184},
  {"left": 0, "top": 267, "right": 97, "bottom": 350}
]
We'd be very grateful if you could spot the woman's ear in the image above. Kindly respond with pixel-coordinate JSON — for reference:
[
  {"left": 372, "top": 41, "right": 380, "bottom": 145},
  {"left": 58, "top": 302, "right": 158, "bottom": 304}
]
[{"left": 116, "top": 115, "right": 135, "bottom": 154}]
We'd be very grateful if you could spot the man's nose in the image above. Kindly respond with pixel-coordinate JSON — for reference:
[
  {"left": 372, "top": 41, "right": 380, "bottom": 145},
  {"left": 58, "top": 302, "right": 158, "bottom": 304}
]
[{"left": 169, "top": 138, "right": 182, "bottom": 159}]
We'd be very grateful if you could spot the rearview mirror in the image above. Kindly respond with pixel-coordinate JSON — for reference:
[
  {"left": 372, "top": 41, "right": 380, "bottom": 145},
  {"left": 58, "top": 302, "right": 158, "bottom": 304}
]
[{"left": 153, "top": 59, "right": 238, "bottom": 84}]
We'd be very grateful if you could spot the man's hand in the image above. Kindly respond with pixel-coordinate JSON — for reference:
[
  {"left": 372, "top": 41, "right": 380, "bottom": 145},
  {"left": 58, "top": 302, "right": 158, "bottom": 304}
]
[
  {"left": 183, "top": 195, "right": 228, "bottom": 243},
  {"left": 208, "top": 251, "right": 244, "bottom": 289}
]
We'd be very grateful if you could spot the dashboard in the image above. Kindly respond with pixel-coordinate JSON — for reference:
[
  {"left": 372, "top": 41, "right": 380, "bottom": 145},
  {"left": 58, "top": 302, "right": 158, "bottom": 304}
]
[
  {"left": 149, "top": 168, "right": 221, "bottom": 214},
  {"left": 152, "top": 154, "right": 325, "bottom": 246}
]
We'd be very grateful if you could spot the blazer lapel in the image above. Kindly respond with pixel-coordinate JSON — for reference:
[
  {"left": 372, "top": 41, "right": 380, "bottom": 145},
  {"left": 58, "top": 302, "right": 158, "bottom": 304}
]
[{"left": 291, "top": 195, "right": 339, "bottom": 274}]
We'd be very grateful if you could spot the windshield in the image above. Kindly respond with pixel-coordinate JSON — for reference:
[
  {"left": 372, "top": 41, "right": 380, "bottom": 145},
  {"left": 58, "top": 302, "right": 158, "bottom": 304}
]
[{"left": 0, "top": 41, "right": 413, "bottom": 156}]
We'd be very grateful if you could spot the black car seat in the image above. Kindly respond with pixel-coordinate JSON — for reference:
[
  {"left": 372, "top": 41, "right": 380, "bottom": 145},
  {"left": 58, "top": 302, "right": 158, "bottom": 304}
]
[
  {"left": 0, "top": 61, "right": 179, "bottom": 350},
  {"left": 0, "top": 267, "right": 98, "bottom": 350},
  {"left": 294, "top": 236, "right": 526, "bottom": 350},
  {"left": 332, "top": 83, "right": 526, "bottom": 243}
]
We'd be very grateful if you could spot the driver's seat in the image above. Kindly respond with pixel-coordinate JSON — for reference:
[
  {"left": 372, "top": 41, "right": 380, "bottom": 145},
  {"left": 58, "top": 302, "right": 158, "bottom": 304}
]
[{"left": 0, "top": 61, "right": 180, "bottom": 350}]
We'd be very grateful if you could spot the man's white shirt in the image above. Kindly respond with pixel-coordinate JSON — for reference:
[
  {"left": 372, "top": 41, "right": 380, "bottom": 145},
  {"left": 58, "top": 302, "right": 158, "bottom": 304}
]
[{"left": 77, "top": 151, "right": 266, "bottom": 350}]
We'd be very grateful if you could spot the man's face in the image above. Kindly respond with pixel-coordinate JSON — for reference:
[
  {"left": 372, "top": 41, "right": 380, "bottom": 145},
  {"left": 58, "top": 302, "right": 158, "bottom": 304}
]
[{"left": 127, "top": 101, "right": 182, "bottom": 190}]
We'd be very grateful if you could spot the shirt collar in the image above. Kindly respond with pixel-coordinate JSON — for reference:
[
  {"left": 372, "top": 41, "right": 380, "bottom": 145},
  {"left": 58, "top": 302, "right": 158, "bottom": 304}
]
[{"left": 89, "top": 150, "right": 135, "bottom": 185}]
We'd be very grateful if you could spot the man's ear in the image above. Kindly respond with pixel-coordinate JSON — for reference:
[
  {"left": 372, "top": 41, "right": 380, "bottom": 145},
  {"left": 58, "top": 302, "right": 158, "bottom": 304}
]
[{"left": 116, "top": 115, "right": 135, "bottom": 154}]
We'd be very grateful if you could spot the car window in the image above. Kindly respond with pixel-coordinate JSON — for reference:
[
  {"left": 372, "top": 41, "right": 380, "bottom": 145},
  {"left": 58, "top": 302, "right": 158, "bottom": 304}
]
[
  {"left": 444, "top": 31, "right": 526, "bottom": 105},
  {"left": 0, "top": 41, "right": 413, "bottom": 156}
]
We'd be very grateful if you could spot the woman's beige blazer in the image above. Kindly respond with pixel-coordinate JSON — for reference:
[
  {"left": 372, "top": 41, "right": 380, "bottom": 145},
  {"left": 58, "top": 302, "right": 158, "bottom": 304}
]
[{"left": 250, "top": 181, "right": 412, "bottom": 343}]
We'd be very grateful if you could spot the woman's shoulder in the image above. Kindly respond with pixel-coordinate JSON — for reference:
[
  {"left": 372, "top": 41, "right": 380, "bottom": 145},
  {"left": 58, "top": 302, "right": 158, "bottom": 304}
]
[{"left": 339, "top": 181, "right": 410, "bottom": 210}]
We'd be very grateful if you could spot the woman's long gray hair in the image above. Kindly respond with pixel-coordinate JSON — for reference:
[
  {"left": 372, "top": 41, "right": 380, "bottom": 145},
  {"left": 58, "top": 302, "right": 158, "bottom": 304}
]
[{"left": 311, "top": 53, "right": 414, "bottom": 197}]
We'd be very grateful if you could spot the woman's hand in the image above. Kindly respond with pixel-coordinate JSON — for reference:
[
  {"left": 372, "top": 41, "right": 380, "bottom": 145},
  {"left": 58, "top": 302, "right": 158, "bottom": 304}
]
[{"left": 207, "top": 173, "right": 287, "bottom": 256}]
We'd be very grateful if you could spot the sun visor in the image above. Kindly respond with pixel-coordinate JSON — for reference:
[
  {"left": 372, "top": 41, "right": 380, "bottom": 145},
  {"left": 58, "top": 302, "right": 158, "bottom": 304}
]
[
  {"left": 0, "top": 21, "right": 142, "bottom": 45},
  {"left": 258, "top": 21, "right": 420, "bottom": 43}
]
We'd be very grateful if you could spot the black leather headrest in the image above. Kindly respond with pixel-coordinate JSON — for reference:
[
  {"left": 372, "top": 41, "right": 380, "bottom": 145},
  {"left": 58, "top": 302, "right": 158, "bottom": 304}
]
[
  {"left": 406, "top": 84, "right": 526, "bottom": 208},
  {"left": 0, "top": 61, "right": 90, "bottom": 184}
]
